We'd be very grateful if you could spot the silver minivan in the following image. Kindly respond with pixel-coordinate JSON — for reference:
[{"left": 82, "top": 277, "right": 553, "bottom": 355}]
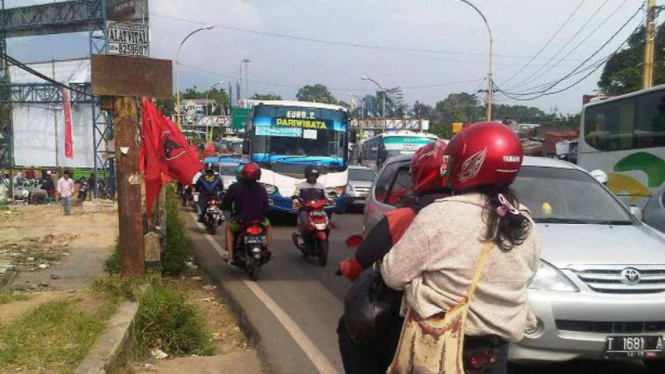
[{"left": 363, "top": 156, "right": 665, "bottom": 370}]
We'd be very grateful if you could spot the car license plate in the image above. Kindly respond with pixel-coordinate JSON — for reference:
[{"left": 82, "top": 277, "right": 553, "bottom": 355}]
[
  {"left": 604, "top": 335, "right": 664, "bottom": 359},
  {"left": 244, "top": 235, "right": 266, "bottom": 244}
]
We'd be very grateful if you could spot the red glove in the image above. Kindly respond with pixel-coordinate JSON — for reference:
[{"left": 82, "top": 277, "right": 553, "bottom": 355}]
[{"left": 338, "top": 256, "right": 363, "bottom": 282}]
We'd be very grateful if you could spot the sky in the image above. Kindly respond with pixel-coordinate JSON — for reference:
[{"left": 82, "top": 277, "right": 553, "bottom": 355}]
[{"left": 4, "top": 0, "right": 654, "bottom": 115}]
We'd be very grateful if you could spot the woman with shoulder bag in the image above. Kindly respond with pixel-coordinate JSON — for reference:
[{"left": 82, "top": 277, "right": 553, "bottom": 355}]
[
  {"left": 337, "top": 140, "right": 451, "bottom": 374},
  {"left": 382, "top": 122, "right": 542, "bottom": 374}
]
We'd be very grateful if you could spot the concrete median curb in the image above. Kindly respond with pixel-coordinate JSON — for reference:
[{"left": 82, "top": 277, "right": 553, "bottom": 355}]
[{"left": 74, "top": 301, "right": 139, "bottom": 374}]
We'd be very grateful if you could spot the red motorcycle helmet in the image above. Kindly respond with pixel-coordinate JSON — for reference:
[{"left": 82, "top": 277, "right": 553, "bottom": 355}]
[
  {"left": 445, "top": 122, "right": 523, "bottom": 192},
  {"left": 410, "top": 140, "right": 449, "bottom": 196},
  {"left": 241, "top": 162, "right": 261, "bottom": 181}
]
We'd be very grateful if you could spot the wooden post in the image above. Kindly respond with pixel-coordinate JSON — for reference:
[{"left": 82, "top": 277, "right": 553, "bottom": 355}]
[{"left": 114, "top": 96, "right": 144, "bottom": 275}]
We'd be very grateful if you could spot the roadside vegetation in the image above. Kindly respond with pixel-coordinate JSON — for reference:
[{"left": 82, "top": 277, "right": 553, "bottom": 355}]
[
  {"left": 0, "top": 292, "right": 30, "bottom": 305},
  {"left": 0, "top": 293, "right": 115, "bottom": 373}
]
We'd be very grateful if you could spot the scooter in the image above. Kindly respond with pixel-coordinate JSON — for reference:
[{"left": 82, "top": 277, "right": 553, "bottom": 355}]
[
  {"left": 292, "top": 198, "right": 332, "bottom": 267},
  {"left": 233, "top": 221, "right": 271, "bottom": 281},
  {"left": 203, "top": 195, "right": 224, "bottom": 235},
  {"left": 77, "top": 177, "right": 89, "bottom": 202}
]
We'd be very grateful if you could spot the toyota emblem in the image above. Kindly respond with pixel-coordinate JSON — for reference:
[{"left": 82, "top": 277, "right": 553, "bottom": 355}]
[{"left": 620, "top": 268, "right": 641, "bottom": 285}]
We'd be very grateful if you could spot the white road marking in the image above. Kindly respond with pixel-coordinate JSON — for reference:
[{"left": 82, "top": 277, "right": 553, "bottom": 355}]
[{"left": 190, "top": 212, "right": 341, "bottom": 374}]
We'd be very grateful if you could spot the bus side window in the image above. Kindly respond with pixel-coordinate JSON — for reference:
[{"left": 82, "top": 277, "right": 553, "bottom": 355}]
[{"left": 374, "top": 162, "right": 399, "bottom": 204}]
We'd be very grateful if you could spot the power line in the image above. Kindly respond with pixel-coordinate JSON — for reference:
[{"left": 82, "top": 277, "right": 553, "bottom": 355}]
[
  {"left": 501, "top": 0, "right": 588, "bottom": 86},
  {"left": 150, "top": 12, "right": 586, "bottom": 64},
  {"left": 513, "top": 0, "right": 631, "bottom": 90},
  {"left": 505, "top": 0, "right": 612, "bottom": 91}
]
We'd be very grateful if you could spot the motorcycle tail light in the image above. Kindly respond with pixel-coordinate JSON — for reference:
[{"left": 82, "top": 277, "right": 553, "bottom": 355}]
[
  {"left": 467, "top": 351, "right": 498, "bottom": 372},
  {"left": 247, "top": 226, "right": 263, "bottom": 235}
]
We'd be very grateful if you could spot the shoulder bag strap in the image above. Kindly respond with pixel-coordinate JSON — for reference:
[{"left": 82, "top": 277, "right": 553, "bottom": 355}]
[{"left": 466, "top": 241, "right": 492, "bottom": 301}]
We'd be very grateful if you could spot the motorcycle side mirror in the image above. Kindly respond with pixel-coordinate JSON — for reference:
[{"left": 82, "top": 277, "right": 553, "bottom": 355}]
[{"left": 346, "top": 234, "right": 364, "bottom": 248}]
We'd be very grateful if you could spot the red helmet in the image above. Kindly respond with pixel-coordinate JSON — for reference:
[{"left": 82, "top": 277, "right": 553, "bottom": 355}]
[
  {"left": 445, "top": 122, "right": 523, "bottom": 191},
  {"left": 241, "top": 162, "right": 261, "bottom": 181},
  {"left": 410, "top": 140, "right": 449, "bottom": 196}
]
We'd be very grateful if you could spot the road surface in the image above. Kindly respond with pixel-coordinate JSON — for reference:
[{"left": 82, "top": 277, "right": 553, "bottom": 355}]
[{"left": 183, "top": 208, "right": 653, "bottom": 374}]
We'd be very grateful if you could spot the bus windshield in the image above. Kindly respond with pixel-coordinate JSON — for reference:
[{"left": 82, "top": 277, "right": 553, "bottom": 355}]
[
  {"left": 250, "top": 105, "right": 348, "bottom": 172},
  {"left": 383, "top": 135, "right": 438, "bottom": 158}
]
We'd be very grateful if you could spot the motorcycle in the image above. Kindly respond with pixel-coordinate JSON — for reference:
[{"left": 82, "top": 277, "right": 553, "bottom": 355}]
[
  {"left": 191, "top": 190, "right": 200, "bottom": 211},
  {"left": 77, "top": 177, "right": 89, "bottom": 202},
  {"left": 233, "top": 221, "right": 270, "bottom": 281},
  {"left": 203, "top": 195, "right": 224, "bottom": 235},
  {"left": 292, "top": 198, "right": 332, "bottom": 267}
]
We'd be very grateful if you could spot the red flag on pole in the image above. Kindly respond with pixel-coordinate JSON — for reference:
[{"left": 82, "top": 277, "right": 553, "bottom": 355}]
[
  {"left": 62, "top": 88, "right": 74, "bottom": 159},
  {"left": 140, "top": 99, "right": 203, "bottom": 220}
]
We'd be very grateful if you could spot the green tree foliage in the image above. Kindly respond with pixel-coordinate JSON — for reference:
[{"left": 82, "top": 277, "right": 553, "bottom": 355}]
[
  {"left": 251, "top": 93, "right": 283, "bottom": 100},
  {"left": 433, "top": 92, "right": 484, "bottom": 124},
  {"left": 296, "top": 84, "right": 338, "bottom": 104},
  {"left": 598, "top": 22, "right": 665, "bottom": 95}
]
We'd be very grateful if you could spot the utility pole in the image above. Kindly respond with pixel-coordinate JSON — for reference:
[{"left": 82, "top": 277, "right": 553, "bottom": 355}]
[
  {"left": 643, "top": 0, "right": 657, "bottom": 89},
  {"left": 243, "top": 59, "right": 250, "bottom": 100}
]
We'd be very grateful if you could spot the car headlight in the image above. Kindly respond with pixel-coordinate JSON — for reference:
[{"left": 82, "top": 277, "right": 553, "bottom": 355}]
[
  {"left": 529, "top": 261, "right": 579, "bottom": 292},
  {"left": 346, "top": 184, "right": 354, "bottom": 193},
  {"left": 261, "top": 183, "right": 277, "bottom": 195},
  {"left": 326, "top": 186, "right": 346, "bottom": 198}
]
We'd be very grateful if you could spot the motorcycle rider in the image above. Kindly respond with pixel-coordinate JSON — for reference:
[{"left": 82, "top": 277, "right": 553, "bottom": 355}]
[
  {"left": 293, "top": 165, "right": 327, "bottom": 237},
  {"left": 337, "top": 140, "right": 450, "bottom": 374},
  {"left": 195, "top": 163, "right": 224, "bottom": 222},
  {"left": 221, "top": 162, "right": 270, "bottom": 263},
  {"left": 381, "top": 122, "right": 542, "bottom": 374}
]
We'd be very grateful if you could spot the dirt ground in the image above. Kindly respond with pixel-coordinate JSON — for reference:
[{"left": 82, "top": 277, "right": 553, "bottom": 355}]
[
  {"left": 0, "top": 200, "right": 118, "bottom": 292},
  {"left": 128, "top": 274, "right": 256, "bottom": 374}
]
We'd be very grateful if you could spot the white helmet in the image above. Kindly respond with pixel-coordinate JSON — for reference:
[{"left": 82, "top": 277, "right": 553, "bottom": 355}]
[{"left": 590, "top": 170, "right": 608, "bottom": 185}]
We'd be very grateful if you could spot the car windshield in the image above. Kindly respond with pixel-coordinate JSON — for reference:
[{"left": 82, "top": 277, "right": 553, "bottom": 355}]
[
  {"left": 511, "top": 166, "right": 633, "bottom": 225},
  {"left": 349, "top": 168, "right": 376, "bottom": 182}
]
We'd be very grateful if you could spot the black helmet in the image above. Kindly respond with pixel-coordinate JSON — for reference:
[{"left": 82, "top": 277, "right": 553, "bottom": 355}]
[
  {"left": 205, "top": 163, "right": 214, "bottom": 172},
  {"left": 304, "top": 165, "right": 320, "bottom": 179}
]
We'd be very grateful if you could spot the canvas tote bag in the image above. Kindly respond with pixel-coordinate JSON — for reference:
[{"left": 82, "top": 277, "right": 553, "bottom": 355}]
[{"left": 387, "top": 242, "right": 492, "bottom": 374}]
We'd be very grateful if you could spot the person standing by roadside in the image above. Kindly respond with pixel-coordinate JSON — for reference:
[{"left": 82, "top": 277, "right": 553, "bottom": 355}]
[
  {"left": 41, "top": 170, "right": 56, "bottom": 203},
  {"left": 57, "top": 171, "right": 74, "bottom": 215}
]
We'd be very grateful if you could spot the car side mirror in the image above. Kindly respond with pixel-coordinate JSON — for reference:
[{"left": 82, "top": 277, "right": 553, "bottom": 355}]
[
  {"left": 629, "top": 206, "right": 643, "bottom": 221},
  {"left": 346, "top": 234, "right": 364, "bottom": 248},
  {"left": 242, "top": 139, "right": 250, "bottom": 155}
]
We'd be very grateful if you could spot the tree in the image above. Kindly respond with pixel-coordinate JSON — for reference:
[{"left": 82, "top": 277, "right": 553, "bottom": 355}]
[
  {"left": 296, "top": 84, "right": 337, "bottom": 104},
  {"left": 598, "top": 22, "right": 665, "bottom": 95},
  {"left": 433, "top": 92, "right": 483, "bottom": 124},
  {"left": 164, "top": 86, "right": 231, "bottom": 116},
  {"left": 251, "top": 93, "right": 283, "bottom": 100},
  {"left": 412, "top": 101, "right": 433, "bottom": 119}
]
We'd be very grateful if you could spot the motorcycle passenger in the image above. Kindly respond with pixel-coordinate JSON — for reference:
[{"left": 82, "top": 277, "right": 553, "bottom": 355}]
[
  {"left": 196, "top": 163, "right": 224, "bottom": 222},
  {"left": 293, "top": 165, "right": 327, "bottom": 236},
  {"left": 221, "top": 162, "right": 270, "bottom": 263},
  {"left": 337, "top": 140, "right": 450, "bottom": 374},
  {"left": 381, "top": 122, "right": 542, "bottom": 374}
]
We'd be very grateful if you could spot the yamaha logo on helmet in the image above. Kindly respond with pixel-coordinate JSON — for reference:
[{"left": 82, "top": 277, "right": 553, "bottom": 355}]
[{"left": 503, "top": 155, "right": 521, "bottom": 163}]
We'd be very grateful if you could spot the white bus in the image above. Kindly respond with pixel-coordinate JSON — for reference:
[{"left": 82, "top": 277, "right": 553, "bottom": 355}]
[
  {"left": 579, "top": 85, "right": 665, "bottom": 212},
  {"left": 244, "top": 100, "right": 350, "bottom": 213},
  {"left": 358, "top": 131, "right": 439, "bottom": 170}
]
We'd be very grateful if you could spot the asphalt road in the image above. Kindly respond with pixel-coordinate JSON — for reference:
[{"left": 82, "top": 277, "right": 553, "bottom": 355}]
[{"left": 183, "top": 207, "right": 656, "bottom": 374}]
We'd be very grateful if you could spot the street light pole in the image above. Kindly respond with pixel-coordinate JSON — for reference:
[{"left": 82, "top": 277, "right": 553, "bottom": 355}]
[
  {"left": 360, "top": 76, "right": 386, "bottom": 118},
  {"left": 205, "top": 80, "right": 226, "bottom": 116},
  {"left": 242, "top": 59, "right": 250, "bottom": 100},
  {"left": 455, "top": 0, "right": 493, "bottom": 121},
  {"left": 175, "top": 24, "right": 214, "bottom": 127}
]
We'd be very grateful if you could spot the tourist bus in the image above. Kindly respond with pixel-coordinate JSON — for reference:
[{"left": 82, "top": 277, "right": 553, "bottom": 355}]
[
  {"left": 243, "top": 100, "right": 349, "bottom": 213},
  {"left": 579, "top": 85, "right": 665, "bottom": 211},
  {"left": 358, "top": 131, "right": 439, "bottom": 171}
]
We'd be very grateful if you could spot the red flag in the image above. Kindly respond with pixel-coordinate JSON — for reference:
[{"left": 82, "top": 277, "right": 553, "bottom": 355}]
[
  {"left": 140, "top": 99, "right": 204, "bottom": 220},
  {"left": 203, "top": 140, "right": 216, "bottom": 158},
  {"left": 62, "top": 88, "right": 74, "bottom": 159}
]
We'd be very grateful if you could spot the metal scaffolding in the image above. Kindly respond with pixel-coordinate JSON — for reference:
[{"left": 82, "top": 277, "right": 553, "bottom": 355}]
[{"left": 0, "top": 0, "right": 112, "bottom": 194}]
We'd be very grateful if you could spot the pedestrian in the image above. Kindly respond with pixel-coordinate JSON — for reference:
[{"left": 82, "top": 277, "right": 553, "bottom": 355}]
[
  {"left": 57, "top": 171, "right": 74, "bottom": 215},
  {"left": 382, "top": 122, "right": 542, "bottom": 374},
  {"left": 88, "top": 173, "right": 97, "bottom": 198},
  {"left": 41, "top": 170, "right": 56, "bottom": 203}
]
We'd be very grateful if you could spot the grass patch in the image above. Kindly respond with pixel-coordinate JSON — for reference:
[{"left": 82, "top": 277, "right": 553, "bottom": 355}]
[
  {"left": 93, "top": 275, "right": 214, "bottom": 358},
  {"left": 0, "top": 292, "right": 30, "bottom": 305},
  {"left": 0, "top": 296, "right": 114, "bottom": 373},
  {"left": 103, "top": 237, "right": 121, "bottom": 275},
  {"left": 0, "top": 201, "right": 8, "bottom": 211},
  {"left": 162, "top": 184, "right": 192, "bottom": 276}
]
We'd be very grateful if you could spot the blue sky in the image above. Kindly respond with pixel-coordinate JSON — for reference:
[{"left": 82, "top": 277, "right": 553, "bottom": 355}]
[{"left": 6, "top": 0, "right": 651, "bottom": 114}]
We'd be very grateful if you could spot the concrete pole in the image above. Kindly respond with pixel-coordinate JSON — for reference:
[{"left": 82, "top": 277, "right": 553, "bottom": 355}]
[{"left": 643, "top": 0, "right": 657, "bottom": 89}]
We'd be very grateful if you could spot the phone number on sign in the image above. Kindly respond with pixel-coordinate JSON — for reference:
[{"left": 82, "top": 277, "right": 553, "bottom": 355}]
[{"left": 110, "top": 43, "right": 148, "bottom": 56}]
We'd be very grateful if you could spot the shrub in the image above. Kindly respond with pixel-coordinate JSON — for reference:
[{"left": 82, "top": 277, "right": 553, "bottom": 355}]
[
  {"left": 162, "top": 184, "right": 191, "bottom": 276},
  {"left": 103, "top": 237, "right": 121, "bottom": 274}
]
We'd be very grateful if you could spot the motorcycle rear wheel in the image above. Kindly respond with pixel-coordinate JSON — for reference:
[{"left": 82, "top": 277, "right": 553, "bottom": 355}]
[
  {"left": 208, "top": 221, "right": 217, "bottom": 235},
  {"left": 317, "top": 239, "right": 329, "bottom": 267},
  {"left": 249, "top": 257, "right": 261, "bottom": 281}
]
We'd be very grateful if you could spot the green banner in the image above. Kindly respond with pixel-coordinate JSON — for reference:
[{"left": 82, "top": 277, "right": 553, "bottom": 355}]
[{"left": 231, "top": 107, "right": 252, "bottom": 129}]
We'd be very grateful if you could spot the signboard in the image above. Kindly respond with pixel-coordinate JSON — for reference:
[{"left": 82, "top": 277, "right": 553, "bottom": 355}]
[
  {"left": 107, "top": 22, "right": 149, "bottom": 57},
  {"left": 231, "top": 107, "right": 252, "bottom": 129},
  {"left": 91, "top": 55, "right": 172, "bottom": 98},
  {"left": 452, "top": 122, "right": 463, "bottom": 134},
  {"left": 108, "top": 0, "right": 136, "bottom": 22}
]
